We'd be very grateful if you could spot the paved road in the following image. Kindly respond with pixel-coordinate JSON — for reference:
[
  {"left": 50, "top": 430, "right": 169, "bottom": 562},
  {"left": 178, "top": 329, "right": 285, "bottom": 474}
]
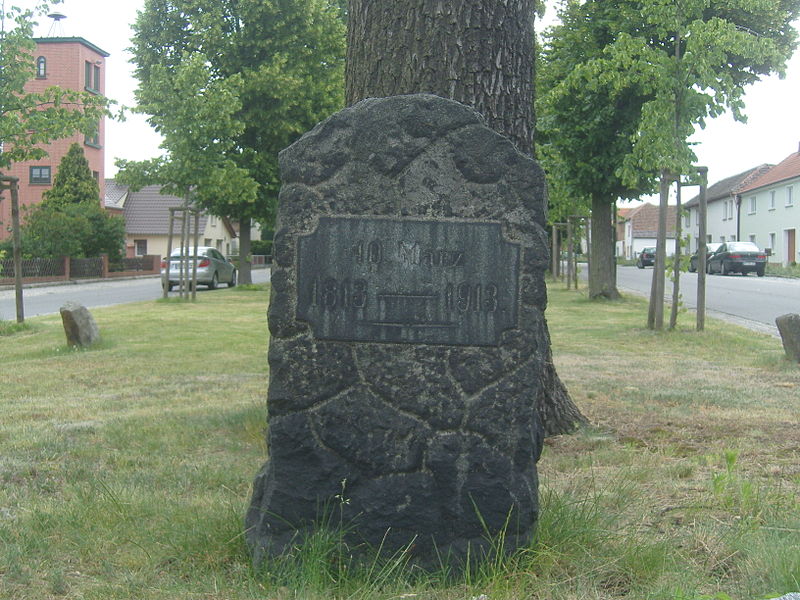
[
  {"left": 612, "top": 265, "right": 799, "bottom": 336},
  {"left": 0, "top": 269, "right": 271, "bottom": 320}
]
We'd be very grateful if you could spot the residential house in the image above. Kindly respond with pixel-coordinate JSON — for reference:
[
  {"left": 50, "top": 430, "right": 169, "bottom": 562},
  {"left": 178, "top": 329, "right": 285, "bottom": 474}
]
[
  {"left": 615, "top": 207, "right": 634, "bottom": 257},
  {"left": 684, "top": 164, "right": 772, "bottom": 254},
  {"left": 619, "top": 203, "right": 678, "bottom": 259},
  {"left": 0, "top": 34, "right": 108, "bottom": 240},
  {"left": 114, "top": 182, "right": 237, "bottom": 259},
  {"left": 736, "top": 148, "right": 800, "bottom": 266}
]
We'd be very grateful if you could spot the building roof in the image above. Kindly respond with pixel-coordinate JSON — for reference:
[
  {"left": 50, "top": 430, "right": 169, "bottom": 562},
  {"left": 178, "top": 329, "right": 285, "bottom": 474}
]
[
  {"left": 736, "top": 150, "right": 800, "bottom": 194},
  {"left": 624, "top": 202, "right": 678, "bottom": 238},
  {"left": 121, "top": 184, "right": 210, "bottom": 235},
  {"left": 684, "top": 164, "right": 772, "bottom": 208},
  {"left": 104, "top": 179, "right": 128, "bottom": 210},
  {"left": 34, "top": 36, "right": 110, "bottom": 57}
]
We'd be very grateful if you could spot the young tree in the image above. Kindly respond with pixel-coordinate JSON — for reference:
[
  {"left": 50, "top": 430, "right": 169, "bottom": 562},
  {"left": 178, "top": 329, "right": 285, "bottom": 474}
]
[
  {"left": 122, "top": 0, "right": 346, "bottom": 284},
  {"left": 346, "top": 0, "right": 586, "bottom": 436},
  {"left": 0, "top": 1, "right": 108, "bottom": 173},
  {"left": 42, "top": 143, "right": 100, "bottom": 206}
]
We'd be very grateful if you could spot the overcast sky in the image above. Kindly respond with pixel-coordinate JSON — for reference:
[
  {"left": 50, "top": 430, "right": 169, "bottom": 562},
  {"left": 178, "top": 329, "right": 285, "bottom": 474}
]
[{"left": 21, "top": 0, "right": 800, "bottom": 194}]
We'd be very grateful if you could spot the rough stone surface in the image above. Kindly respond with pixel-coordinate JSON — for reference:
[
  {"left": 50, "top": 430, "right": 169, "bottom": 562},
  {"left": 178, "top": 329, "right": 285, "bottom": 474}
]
[
  {"left": 246, "top": 94, "right": 548, "bottom": 568},
  {"left": 775, "top": 313, "right": 800, "bottom": 362},
  {"left": 59, "top": 301, "right": 100, "bottom": 347}
]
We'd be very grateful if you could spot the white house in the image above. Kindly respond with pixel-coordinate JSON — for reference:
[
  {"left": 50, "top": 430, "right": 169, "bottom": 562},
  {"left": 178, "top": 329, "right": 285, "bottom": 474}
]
[
  {"left": 736, "top": 149, "right": 800, "bottom": 266},
  {"left": 684, "top": 164, "right": 771, "bottom": 254},
  {"left": 105, "top": 181, "right": 238, "bottom": 259},
  {"left": 619, "top": 202, "right": 678, "bottom": 259}
]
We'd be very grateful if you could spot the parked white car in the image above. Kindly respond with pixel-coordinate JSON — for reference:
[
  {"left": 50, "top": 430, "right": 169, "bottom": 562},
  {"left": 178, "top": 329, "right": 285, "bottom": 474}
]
[{"left": 161, "top": 246, "right": 236, "bottom": 291}]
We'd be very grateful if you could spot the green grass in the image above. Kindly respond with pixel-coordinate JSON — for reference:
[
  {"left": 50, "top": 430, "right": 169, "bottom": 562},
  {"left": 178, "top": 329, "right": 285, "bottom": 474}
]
[{"left": 1, "top": 284, "right": 798, "bottom": 599}]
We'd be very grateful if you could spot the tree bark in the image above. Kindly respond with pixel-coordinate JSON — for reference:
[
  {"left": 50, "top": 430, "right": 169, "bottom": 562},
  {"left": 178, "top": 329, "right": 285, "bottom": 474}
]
[
  {"left": 346, "top": 0, "right": 586, "bottom": 436},
  {"left": 238, "top": 215, "right": 252, "bottom": 285},
  {"left": 346, "top": 0, "right": 534, "bottom": 152},
  {"left": 588, "top": 196, "right": 621, "bottom": 300}
]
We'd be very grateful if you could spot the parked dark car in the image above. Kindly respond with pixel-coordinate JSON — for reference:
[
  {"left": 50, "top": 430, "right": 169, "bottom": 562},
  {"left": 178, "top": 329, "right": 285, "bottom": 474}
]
[
  {"left": 688, "top": 242, "right": 722, "bottom": 273},
  {"left": 707, "top": 241, "right": 767, "bottom": 276},
  {"left": 636, "top": 247, "right": 656, "bottom": 268}
]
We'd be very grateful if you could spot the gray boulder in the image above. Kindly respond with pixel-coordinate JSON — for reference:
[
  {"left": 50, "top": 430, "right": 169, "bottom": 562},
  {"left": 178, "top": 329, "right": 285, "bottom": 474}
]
[
  {"left": 60, "top": 301, "right": 100, "bottom": 347},
  {"left": 775, "top": 313, "right": 800, "bottom": 362}
]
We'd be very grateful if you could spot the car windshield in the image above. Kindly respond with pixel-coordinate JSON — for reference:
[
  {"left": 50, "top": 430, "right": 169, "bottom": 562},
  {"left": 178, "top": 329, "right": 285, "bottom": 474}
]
[
  {"left": 727, "top": 242, "right": 760, "bottom": 252},
  {"left": 170, "top": 248, "right": 210, "bottom": 258},
  {"left": 643, "top": 248, "right": 655, "bottom": 253}
]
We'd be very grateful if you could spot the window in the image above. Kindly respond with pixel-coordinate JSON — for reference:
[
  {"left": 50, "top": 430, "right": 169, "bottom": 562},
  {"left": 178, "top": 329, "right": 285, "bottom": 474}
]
[
  {"left": 729, "top": 235, "right": 736, "bottom": 241},
  {"left": 84, "top": 122, "right": 100, "bottom": 148},
  {"left": 719, "top": 235, "right": 726, "bottom": 243},
  {"left": 707, "top": 235, "right": 712, "bottom": 243},
  {"left": 769, "top": 190, "right": 776, "bottom": 210},
  {"left": 84, "top": 61, "right": 100, "bottom": 92},
  {"left": 92, "top": 171, "right": 100, "bottom": 183},
  {"left": 36, "top": 56, "right": 46, "bottom": 78},
  {"left": 769, "top": 232, "right": 776, "bottom": 254},
  {"left": 684, "top": 211, "right": 690, "bottom": 228},
  {"left": 749, "top": 234, "right": 757, "bottom": 244},
  {"left": 788, "top": 186, "right": 794, "bottom": 207},
  {"left": 204, "top": 238, "right": 212, "bottom": 246},
  {"left": 134, "top": 239, "right": 147, "bottom": 256},
  {"left": 210, "top": 215, "right": 218, "bottom": 227},
  {"left": 748, "top": 196, "right": 756, "bottom": 214},
  {"left": 723, "top": 201, "right": 728, "bottom": 220},
  {"left": 29, "top": 166, "right": 51, "bottom": 184}
]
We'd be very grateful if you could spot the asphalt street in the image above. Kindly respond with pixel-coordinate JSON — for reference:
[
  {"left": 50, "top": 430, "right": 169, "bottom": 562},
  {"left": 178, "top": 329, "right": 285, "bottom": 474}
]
[{"left": 0, "top": 268, "right": 271, "bottom": 320}]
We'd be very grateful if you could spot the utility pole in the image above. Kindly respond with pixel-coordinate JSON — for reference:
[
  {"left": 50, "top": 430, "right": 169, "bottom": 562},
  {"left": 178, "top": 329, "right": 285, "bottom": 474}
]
[{"left": 0, "top": 176, "right": 24, "bottom": 323}]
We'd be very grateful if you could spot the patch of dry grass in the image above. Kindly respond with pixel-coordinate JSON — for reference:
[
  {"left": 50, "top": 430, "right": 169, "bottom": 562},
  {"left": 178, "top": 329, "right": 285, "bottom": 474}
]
[{"left": 1, "top": 283, "right": 798, "bottom": 599}]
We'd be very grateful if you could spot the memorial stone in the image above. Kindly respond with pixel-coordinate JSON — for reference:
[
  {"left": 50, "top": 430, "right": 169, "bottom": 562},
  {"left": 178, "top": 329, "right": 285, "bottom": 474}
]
[
  {"left": 59, "top": 301, "right": 100, "bottom": 348},
  {"left": 775, "top": 313, "right": 800, "bottom": 362},
  {"left": 246, "top": 94, "right": 549, "bottom": 567}
]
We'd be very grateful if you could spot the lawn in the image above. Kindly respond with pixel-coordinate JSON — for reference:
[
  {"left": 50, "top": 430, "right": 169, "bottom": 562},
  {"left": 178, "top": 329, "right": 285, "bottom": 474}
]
[{"left": 1, "top": 283, "right": 797, "bottom": 599}]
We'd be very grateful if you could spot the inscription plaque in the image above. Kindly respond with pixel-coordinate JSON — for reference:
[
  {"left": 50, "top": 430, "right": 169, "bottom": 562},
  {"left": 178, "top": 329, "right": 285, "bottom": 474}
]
[{"left": 296, "top": 216, "right": 520, "bottom": 346}]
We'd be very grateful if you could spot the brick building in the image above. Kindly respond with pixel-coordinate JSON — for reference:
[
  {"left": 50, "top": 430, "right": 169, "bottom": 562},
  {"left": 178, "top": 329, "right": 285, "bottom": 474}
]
[{"left": 0, "top": 36, "right": 108, "bottom": 241}]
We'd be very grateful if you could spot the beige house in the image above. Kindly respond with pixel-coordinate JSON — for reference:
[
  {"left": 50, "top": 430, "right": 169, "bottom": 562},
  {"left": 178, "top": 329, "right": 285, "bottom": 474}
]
[{"left": 105, "top": 181, "right": 237, "bottom": 259}]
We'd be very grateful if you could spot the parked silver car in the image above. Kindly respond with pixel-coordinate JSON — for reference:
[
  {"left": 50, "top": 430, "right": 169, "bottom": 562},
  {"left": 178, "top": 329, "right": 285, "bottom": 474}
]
[{"left": 161, "top": 246, "right": 237, "bottom": 291}]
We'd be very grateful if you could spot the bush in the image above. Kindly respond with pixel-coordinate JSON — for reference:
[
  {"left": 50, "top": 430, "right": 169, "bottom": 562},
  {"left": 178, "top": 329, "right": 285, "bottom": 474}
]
[{"left": 251, "top": 239, "right": 273, "bottom": 256}]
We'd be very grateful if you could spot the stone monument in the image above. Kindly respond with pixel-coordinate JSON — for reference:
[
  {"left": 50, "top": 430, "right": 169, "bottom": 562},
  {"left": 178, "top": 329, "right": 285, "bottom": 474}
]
[
  {"left": 775, "top": 313, "right": 800, "bottom": 362},
  {"left": 59, "top": 301, "right": 100, "bottom": 348},
  {"left": 246, "top": 94, "right": 548, "bottom": 567}
]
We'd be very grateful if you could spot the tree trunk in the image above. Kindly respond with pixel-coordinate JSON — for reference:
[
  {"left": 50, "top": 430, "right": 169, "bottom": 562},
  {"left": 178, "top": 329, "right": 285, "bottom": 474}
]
[
  {"left": 346, "top": 0, "right": 534, "bottom": 152},
  {"left": 238, "top": 215, "right": 252, "bottom": 285},
  {"left": 346, "top": 0, "right": 586, "bottom": 436},
  {"left": 588, "top": 196, "right": 621, "bottom": 300}
]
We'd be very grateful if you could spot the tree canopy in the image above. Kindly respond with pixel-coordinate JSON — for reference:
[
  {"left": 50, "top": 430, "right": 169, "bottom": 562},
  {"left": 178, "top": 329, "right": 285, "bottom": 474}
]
[
  {"left": 120, "top": 0, "right": 346, "bottom": 282},
  {"left": 540, "top": 0, "right": 799, "bottom": 192},
  {"left": 0, "top": 1, "right": 108, "bottom": 172},
  {"left": 42, "top": 143, "right": 100, "bottom": 206},
  {"left": 15, "top": 144, "right": 125, "bottom": 262}
]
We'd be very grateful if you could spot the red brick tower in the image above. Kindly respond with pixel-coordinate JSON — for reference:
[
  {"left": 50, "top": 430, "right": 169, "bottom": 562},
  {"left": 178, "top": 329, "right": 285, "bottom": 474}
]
[{"left": 0, "top": 30, "right": 108, "bottom": 241}]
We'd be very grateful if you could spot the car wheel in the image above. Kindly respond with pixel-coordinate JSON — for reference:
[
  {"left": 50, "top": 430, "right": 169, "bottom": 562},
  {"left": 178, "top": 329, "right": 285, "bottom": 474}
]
[
  {"left": 688, "top": 260, "right": 696, "bottom": 273},
  {"left": 208, "top": 272, "right": 218, "bottom": 290},
  {"left": 706, "top": 261, "right": 713, "bottom": 274},
  {"left": 167, "top": 282, "right": 175, "bottom": 292},
  {"left": 721, "top": 261, "right": 728, "bottom": 275},
  {"left": 757, "top": 267, "right": 765, "bottom": 277},
  {"left": 228, "top": 270, "right": 237, "bottom": 288},
  {"left": 637, "top": 260, "right": 644, "bottom": 269}
]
